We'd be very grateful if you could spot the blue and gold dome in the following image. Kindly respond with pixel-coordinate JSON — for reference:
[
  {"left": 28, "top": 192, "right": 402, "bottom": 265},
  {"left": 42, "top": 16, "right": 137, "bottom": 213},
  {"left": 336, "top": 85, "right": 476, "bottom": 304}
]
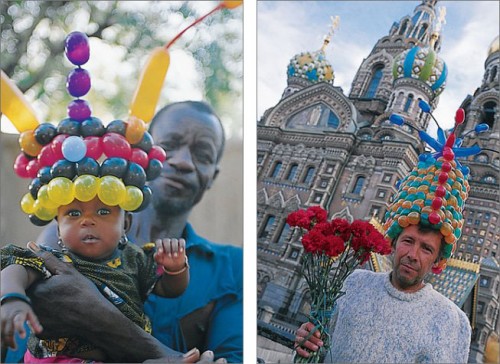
[
  {"left": 287, "top": 49, "right": 335, "bottom": 84},
  {"left": 392, "top": 44, "right": 447, "bottom": 97}
]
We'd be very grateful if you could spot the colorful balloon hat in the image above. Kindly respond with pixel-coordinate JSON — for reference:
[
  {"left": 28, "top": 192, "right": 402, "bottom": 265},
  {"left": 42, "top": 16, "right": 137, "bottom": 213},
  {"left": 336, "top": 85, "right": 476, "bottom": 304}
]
[
  {"left": 385, "top": 100, "right": 488, "bottom": 274},
  {"left": 15, "top": 31, "right": 166, "bottom": 226}
]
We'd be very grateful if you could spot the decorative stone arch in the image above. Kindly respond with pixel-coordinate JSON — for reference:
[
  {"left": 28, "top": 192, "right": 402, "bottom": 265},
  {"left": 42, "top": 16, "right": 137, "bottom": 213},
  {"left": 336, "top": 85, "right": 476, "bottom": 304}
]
[
  {"left": 265, "top": 82, "right": 357, "bottom": 132},
  {"left": 268, "top": 191, "right": 285, "bottom": 209},
  {"left": 332, "top": 206, "right": 354, "bottom": 222},
  {"left": 284, "top": 194, "right": 302, "bottom": 213},
  {"left": 358, "top": 128, "right": 374, "bottom": 141},
  {"left": 358, "top": 51, "right": 394, "bottom": 98},
  {"left": 257, "top": 268, "right": 274, "bottom": 299},
  {"left": 257, "top": 189, "right": 269, "bottom": 207}
]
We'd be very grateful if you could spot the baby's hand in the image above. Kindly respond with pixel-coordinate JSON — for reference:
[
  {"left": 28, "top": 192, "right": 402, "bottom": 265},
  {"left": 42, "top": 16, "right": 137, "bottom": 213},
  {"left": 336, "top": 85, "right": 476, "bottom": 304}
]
[
  {"left": 1, "top": 299, "right": 43, "bottom": 349},
  {"left": 154, "top": 238, "right": 187, "bottom": 273}
]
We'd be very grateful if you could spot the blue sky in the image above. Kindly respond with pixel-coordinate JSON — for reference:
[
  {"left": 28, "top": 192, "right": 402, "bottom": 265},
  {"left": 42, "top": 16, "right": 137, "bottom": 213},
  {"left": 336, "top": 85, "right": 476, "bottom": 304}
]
[{"left": 257, "top": 1, "right": 499, "bottom": 134}]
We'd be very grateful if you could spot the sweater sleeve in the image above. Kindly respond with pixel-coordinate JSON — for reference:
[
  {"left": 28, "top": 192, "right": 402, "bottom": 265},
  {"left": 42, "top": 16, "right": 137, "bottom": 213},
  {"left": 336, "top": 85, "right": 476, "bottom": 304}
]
[{"left": 454, "top": 311, "right": 472, "bottom": 363}]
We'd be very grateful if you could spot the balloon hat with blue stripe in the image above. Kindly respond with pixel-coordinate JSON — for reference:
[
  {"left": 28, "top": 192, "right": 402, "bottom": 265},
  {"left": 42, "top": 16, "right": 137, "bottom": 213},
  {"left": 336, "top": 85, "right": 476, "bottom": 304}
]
[{"left": 385, "top": 100, "right": 489, "bottom": 274}]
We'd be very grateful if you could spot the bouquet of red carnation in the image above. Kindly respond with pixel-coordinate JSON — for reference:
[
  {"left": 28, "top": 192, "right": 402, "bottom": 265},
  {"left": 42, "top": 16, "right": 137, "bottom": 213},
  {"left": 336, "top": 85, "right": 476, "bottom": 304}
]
[{"left": 287, "top": 206, "right": 391, "bottom": 363}]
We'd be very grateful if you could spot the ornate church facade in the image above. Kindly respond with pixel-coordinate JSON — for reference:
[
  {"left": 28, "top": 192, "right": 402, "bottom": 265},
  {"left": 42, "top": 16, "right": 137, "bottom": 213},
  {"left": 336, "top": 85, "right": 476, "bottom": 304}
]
[{"left": 256, "top": 1, "right": 499, "bottom": 362}]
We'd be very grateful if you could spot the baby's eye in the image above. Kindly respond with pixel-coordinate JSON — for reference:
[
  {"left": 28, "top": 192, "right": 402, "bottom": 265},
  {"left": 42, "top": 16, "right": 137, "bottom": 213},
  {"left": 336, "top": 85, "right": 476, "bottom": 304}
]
[
  {"left": 97, "top": 208, "right": 111, "bottom": 216},
  {"left": 67, "top": 210, "right": 81, "bottom": 217}
]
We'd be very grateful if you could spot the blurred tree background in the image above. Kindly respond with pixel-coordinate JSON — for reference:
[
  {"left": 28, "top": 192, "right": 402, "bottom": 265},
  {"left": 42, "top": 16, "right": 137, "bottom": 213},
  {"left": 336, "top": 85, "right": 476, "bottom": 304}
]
[{"left": 1, "top": 0, "right": 242, "bottom": 138}]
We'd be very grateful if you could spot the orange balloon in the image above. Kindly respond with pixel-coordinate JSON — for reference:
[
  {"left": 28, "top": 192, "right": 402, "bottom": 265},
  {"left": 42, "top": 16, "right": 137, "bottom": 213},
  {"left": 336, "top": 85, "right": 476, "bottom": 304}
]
[
  {"left": 222, "top": 0, "right": 243, "bottom": 9},
  {"left": 19, "top": 130, "right": 42, "bottom": 157}
]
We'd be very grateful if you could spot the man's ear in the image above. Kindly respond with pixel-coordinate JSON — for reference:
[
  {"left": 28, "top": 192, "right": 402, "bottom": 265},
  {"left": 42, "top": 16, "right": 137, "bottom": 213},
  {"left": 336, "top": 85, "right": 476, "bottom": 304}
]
[
  {"left": 206, "top": 165, "right": 220, "bottom": 190},
  {"left": 124, "top": 212, "right": 133, "bottom": 233}
]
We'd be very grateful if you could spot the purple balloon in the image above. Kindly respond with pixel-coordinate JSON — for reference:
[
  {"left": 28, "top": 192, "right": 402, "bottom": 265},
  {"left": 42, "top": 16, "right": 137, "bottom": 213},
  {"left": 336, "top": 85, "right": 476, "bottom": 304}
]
[
  {"left": 68, "top": 99, "right": 92, "bottom": 121},
  {"left": 65, "top": 32, "right": 90, "bottom": 66},
  {"left": 67, "top": 68, "right": 91, "bottom": 97}
]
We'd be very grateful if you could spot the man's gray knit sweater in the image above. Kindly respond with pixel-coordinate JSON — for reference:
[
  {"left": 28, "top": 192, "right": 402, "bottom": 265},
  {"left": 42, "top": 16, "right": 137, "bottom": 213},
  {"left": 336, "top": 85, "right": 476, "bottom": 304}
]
[{"left": 324, "top": 269, "right": 471, "bottom": 363}]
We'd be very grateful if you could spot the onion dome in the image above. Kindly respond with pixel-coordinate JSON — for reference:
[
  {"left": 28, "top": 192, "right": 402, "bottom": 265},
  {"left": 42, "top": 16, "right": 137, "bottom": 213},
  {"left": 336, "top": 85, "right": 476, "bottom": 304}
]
[
  {"left": 287, "top": 49, "right": 334, "bottom": 84},
  {"left": 392, "top": 44, "right": 447, "bottom": 97},
  {"left": 487, "top": 35, "right": 499, "bottom": 57}
]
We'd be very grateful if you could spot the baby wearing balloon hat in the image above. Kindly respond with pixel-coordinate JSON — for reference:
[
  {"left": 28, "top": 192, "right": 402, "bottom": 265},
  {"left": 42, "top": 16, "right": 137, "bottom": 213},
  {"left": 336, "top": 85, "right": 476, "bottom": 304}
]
[{"left": 0, "top": 32, "right": 190, "bottom": 362}]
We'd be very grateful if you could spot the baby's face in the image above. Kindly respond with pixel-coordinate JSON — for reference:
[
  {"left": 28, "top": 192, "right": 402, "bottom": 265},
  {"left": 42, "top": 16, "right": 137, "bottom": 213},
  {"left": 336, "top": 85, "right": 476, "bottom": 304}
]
[{"left": 57, "top": 197, "right": 125, "bottom": 260}]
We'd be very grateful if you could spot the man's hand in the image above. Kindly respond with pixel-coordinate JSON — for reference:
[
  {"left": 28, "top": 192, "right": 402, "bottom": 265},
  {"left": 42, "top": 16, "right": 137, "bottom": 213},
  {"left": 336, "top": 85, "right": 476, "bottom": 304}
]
[{"left": 294, "top": 322, "right": 323, "bottom": 358}]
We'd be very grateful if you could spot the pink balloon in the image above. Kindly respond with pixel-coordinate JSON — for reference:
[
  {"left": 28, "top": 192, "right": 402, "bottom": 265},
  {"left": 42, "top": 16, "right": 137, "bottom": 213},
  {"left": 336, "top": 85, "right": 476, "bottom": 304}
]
[
  {"left": 102, "top": 133, "right": 132, "bottom": 159},
  {"left": 26, "top": 158, "right": 41, "bottom": 178},
  {"left": 14, "top": 153, "right": 31, "bottom": 178},
  {"left": 84, "top": 136, "right": 103, "bottom": 160},
  {"left": 148, "top": 145, "right": 166, "bottom": 163},
  {"left": 51, "top": 134, "right": 69, "bottom": 160},
  {"left": 38, "top": 144, "right": 60, "bottom": 167},
  {"left": 130, "top": 148, "right": 149, "bottom": 169}
]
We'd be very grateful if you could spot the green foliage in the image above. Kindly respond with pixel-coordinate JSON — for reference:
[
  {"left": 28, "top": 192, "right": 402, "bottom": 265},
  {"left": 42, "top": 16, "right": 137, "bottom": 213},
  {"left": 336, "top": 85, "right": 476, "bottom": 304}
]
[{"left": 1, "top": 1, "right": 242, "bottom": 137}]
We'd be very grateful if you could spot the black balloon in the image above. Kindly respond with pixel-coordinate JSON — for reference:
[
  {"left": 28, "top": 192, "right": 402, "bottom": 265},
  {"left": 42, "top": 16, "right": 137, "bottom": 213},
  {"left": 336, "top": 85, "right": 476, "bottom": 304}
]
[
  {"left": 57, "top": 118, "right": 81, "bottom": 136},
  {"left": 51, "top": 160, "right": 77, "bottom": 180},
  {"left": 34, "top": 123, "right": 58, "bottom": 145},
  {"left": 133, "top": 185, "right": 152, "bottom": 212},
  {"left": 132, "top": 131, "right": 153, "bottom": 153},
  {"left": 81, "top": 117, "right": 105, "bottom": 137},
  {"left": 37, "top": 166, "right": 53, "bottom": 184},
  {"left": 123, "top": 162, "right": 146, "bottom": 188},
  {"left": 76, "top": 157, "right": 100, "bottom": 176},
  {"left": 145, "top": 159, "right": 162, "bottom": 181},
  {"left": 29, "top": 214, "right": 52, "bottom": 226},
  {"left": 29, "top": 178, "right": 43, "bottom": 199},
  {"left": 100, "top": 157, "right": 128, "bottom": 178},
  {"left": 106, "top": 120, "right": 127, "bottom": 136}
]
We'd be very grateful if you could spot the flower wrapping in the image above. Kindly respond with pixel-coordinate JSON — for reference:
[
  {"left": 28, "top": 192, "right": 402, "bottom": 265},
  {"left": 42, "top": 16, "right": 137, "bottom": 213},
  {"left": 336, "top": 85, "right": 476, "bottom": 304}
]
[{"left": 288, "top": 206, "right": 391, "bottom": 363}]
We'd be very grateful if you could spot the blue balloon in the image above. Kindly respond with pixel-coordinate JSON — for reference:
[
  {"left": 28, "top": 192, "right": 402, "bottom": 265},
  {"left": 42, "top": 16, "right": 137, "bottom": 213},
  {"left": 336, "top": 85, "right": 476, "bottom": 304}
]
[
  {"left": 475, "top": 123, "right": 489, "bottom": 133},
  {"left": 418, "top": 130, "right": 442, "bottom": 152},
  {"left": 418, "top": 100, "right": 431, "bottom": 113},
  {"left": 437, "top": 128, "right": 446, "bottom": 145},
  {"left": 62, "top": 136, "right": 87, "bottom": 162},
  {"left": 454, "top": 145, "right": 482, "bottom": 157},
  {"left": 389, "top": 114, "right": 405, "bottom": 125}
]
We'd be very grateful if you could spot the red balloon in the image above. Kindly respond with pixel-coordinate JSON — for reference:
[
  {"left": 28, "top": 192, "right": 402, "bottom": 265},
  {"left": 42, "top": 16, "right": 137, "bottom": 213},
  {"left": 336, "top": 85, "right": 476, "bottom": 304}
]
[
  {"left": 84, "top": 136, "right": 103, "bottom": 160},
  {"left": 438, "top": 172, "right": 449, "bottom": 184},
  {"left": 442, "top": 147, "right": 455, "bottom": 161},
  {"left": 435, "top": 185, "right": 446, "bottom": 198},
  {"left": 445, "top": 134, "right": 455, "bottom": 148},
  {"left": 130, "top": 148, "right": 149, "bottom": 169},
  {"left": 26, "top": 158, "right": 41, "bottom": 178},
  {"left": 51, "top": 134, "right": 69, "bottom": 159},
  {"left": 148, "top": 145, "right": 166, "bottom": 163},
  {"left": 14, "top": 153, "right": 31, "bottom": 178},
  {"left": 102, "top": 133, "right": 132, "bottom": 159},
  {"left": 38, "top": 144, "right": 60, "bottom": 167},
  {"left": 455, "top": 108, "right": 465, "bottom": 125}
]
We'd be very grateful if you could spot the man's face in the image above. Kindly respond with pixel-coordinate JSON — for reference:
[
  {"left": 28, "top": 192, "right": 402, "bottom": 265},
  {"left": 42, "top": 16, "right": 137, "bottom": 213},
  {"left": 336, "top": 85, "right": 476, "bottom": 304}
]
[
  {"left": 149, "top": 105, "right": 223, "bottom": 215},
  {"left": 391, "top": 225, "right": 442, "bottom": 292},
  {"left": 57, "top": 197, "right": 125, "bottom": 260}
]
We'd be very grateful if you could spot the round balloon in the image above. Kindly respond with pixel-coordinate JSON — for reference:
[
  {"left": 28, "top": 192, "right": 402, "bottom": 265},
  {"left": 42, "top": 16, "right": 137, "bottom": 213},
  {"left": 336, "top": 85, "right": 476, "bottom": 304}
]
[
  {"left": 34, "top": 123, "right": 57, "bottom": 145},
  {"left": 74, "top": 175, "right": 99, "bottom": 202},
  {"left": 19, "top": 130, "right": 43, "bottom": 157},
  {"left": 102, "top": 133, "right": 132, "bottom": 159},
  {"left": 14, "top": 153, "right": 31, "bottom": 178},
  {"left": 62, "top": 136, "right": 87, "bottom": 162},
  {"left": 47, "top": 177, "right": 75, "bottom": 205},
  {"left": 119, "top": 186, "right": 143, "bottom": 211},
  {"left": 125, "top": 117, "right": 146, "bottom": 145},
  {"left": 67, "top": 100, "right": 91, "bottom": 122},
  {"left": 51, "top": 159, "right": 76, "bottom": 180},
  {"left": 65, "top": 32, "right": 90, "bottom": 66},
  {"left": 20, "top": 193, "right": 36, "bottom": 214},
  {"left": 83, "top": 136, "right": 103, "bottom": 160},
  {"left": 98, "top": 176, "right": 126, "bottom": 206},
  {"left": 81, "top": 117, "right": 105, "bottom": 137},
  {"left": 67, "top": 68, "right": 91, "bottom": 97}
]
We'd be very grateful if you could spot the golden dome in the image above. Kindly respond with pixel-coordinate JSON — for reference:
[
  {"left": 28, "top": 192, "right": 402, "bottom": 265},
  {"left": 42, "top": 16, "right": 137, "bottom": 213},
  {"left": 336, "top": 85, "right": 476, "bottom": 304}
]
[{"left": 487, "top": 35, "right": 499, "bottom": 57}]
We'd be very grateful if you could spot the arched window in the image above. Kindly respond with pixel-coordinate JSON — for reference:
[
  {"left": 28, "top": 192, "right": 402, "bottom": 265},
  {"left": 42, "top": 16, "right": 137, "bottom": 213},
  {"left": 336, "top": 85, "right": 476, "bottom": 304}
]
[
  {"left": 259, "top": 215, "right": 275, "bottom": 239},
  {"left": 286, "top": 164, "right": 298, "bottom": 181},
  {"left": 277, "top": 223, "right": 292, "bottom": 244},
  {"left": 380, "top": 133, "right": 393, "bottom": 141},
  {"left": 352, "top": 176, "right": 366, "bottom": 194},
  {"left": 482, "top": 101, "right": 496, "bottom": 128},
  {"left": 327, "top": 111, "right": 340, "bottom": 128},
  {"left": 302, "top": 167, "right": 315, "bottom": 184},
  {"left": 364, "top": 65, "right": 384, "bottom": 98},
  {"left": 474, "top": 154, "right": 489, "bottom": 163},
  {"left": 404, "top": 94, "right": 414, "bottom": 112},
  {"left": 399, "top": 19, "right": 409, "bottom": 35},
  {"left": 359, "top": 133, "right": 372, "bottom": 141},
  {"left": 490, "top": 66, "right": 497, "bottom": 83},
  {"left": 270, "top": 162, "right": 282, "bottom": 178},
  {"left": 418, "top": 24, "right": 428, "bottom": 41}
]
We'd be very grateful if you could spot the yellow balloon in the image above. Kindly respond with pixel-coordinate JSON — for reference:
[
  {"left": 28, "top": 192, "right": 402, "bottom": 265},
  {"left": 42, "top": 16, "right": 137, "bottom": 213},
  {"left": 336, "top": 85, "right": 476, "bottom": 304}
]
[
  {"left": 129, "top": 47, "right": 170, "bottom": 123},
  {"left": 120, "top": 186, "right": 144, "bottom": 211},
  {"left": 1, "top": 70, "right": 39, "bottom": 132},
  {"left": 98, "top": 176, "right": 126, "bottom": 206},
  {"left": 74, "top": 175, "right": 99, "bottom": 202},
  {"left": 20, "top": 193, "right": 36, "bottom": 214},
  {"left": 34, "top": 205, "right": 58, "bottom": 221},
  {"left": 47, "top": 177, "right": 75, "bottom": 205},
  {"left": 37, "top": 185, "right": 59, "bottom": 209}
]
